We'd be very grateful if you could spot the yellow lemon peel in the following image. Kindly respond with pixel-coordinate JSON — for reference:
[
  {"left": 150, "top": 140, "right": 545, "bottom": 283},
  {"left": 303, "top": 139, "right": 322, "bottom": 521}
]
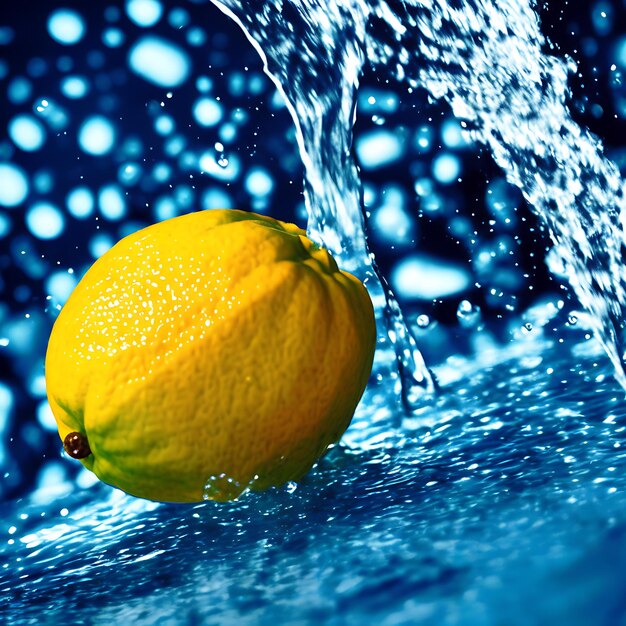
[{"left": 45, "top": 209, "right": 376, "bottom": 502}]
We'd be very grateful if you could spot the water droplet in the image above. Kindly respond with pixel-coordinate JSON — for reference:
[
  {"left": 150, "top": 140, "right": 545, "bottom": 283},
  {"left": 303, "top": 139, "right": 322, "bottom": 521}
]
[
  {"left": 416, "top": 314, "right": 430, "bottom": 329},
  {"left": 118, "top": 162, "right": 142, "bottom": 186},
  {"left": 203, "top": 473, "right": 244, "bottom": 501},
  {"left": 285, "top": 481, "right": 298, "bottom": 494},
  {"left": 35, "top": 99, "right": 49, "bottom": 114},
  {"left": 457, "top": 300, "right": 482, "bottom": 329}
]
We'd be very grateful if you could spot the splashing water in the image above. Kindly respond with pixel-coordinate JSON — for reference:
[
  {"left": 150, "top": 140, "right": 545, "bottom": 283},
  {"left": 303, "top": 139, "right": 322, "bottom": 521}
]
[
  {"left": 210, "top": 0, "right": 436, "bottom": 408},
  {"left": 6, "top": 2, "right": 626, "bottom": 624},
  {"left": 210, "top": 0, "right": 626, "bottom": 394}
]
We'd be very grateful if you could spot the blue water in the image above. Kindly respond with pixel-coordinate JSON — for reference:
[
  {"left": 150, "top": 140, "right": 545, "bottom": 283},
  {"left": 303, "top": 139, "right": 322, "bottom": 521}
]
[
  {"left": 4, "top": 333, "right": 626, "bottom": 625},
  {"left": 3, "top": 0, "right": 626, "bottom": 624}
]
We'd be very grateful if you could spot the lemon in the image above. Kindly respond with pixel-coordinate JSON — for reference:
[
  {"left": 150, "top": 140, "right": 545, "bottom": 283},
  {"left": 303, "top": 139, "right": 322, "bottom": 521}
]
[{"left": 45, "top": 210, "right": 375, "bottom": 502}]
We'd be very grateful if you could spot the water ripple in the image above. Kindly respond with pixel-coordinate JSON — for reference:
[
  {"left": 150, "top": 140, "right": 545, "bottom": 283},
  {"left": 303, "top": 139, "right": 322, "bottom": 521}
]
[{"left": 2, "top": 336, "right": 625, "bottom": 625}]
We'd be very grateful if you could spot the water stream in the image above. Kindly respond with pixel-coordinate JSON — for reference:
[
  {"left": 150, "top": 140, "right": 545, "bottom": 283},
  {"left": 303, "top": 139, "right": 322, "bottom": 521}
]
[{"left": 211, "top": 0, "right": 626, "bottom": 395}]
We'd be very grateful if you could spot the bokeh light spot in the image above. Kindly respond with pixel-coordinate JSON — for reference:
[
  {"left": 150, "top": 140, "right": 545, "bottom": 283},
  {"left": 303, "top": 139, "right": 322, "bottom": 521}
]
[
  {"left": 98, "top": 184, "right": 127, "bottom": 220},
  {"left": 26, "top": 203, "right": 65, "bottom": 240},
  {"left": 392, "top": 255, "right": 471, "bottom": 300},
  {"left": 66, "top": 186, "right": 95, "bottom": 219},
  {"left": 0, "top": 164, "right": 29, "bottom": 208},
  {"left": 126, "top": 0, "right": 163, "bottom": 28},
  {"left": 78, "top": 115, "right": 116, "bottom": 156},
  {"left": 128, "top": 36, "right": 191, "bottom": 88},
  {"left": 47, "top": 9, "right": 86, "bottom": 46},
  {"left": 8, "top": 115, "right": 46, "bottom": 152},
  {"left": 193, "top": 97, "right": 223, "bottom": 127},
  {"left": 356, "top": 130, "right": 404, "bottom": 169},
  {"left": 60, "top": 75, "right": 89, "bottom": 99}
]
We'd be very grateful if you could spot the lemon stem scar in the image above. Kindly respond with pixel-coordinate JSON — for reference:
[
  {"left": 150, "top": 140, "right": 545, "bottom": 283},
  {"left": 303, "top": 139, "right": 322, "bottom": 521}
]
[{"left": 63, "top": 432, "right": 92, "bottom": 459}]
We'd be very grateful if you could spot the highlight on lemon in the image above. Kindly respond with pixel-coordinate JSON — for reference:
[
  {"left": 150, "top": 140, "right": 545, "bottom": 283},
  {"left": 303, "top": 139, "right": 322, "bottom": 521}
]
[{"left": 45, "top": 209, "right": 376, "bottom": 502}]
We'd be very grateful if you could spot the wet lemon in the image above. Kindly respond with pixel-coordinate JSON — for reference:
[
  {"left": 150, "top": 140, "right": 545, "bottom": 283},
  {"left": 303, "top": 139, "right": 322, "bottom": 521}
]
[{"left": 45, "top": 210, "right": 375, "bottom": 502}]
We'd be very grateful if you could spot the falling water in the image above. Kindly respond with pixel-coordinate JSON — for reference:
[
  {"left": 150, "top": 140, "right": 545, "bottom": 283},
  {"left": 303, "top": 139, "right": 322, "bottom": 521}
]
[
  {"left": 210, "top": 0, "right": 626, "bottom": 393},
  {"left": 210, "top": 0, "right": 436, "bottom": 408}
]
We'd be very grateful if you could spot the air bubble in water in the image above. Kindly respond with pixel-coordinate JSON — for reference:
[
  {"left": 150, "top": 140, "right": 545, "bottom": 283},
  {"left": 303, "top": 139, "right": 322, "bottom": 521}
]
[
  {"left": 432, "top": 153, "right": 461, "bottom": 185},
  {"left": 356, "top": 130, "right": 404, "bottom": 170},
  {"left": 60, "top": 75, "right": 89, "bottom": 99},
  {"left": 102, "top": 28, "right": 125, "bottom": 48},
  {"left": 98, "top": 185, "right": 127, "bottom": 221},
  {"left": 202, "top": 188, "right": 234, "bottom": 210},
  {"left": 154, "top": 114, "right": 174, "bottom": 136},
  {"left": 245, "top": 167, "right": 274, "bottom": 197},
  {"left": 7, "top": 77, "right": 32, "bottom": 105},
  {"left": 199, "top": 151, "right": 240, "bottom": 182},
  {"left": 46, "top": 271, "right": 77, "bottom": 308},
  {"left": 392, "top": 255, "right": 471, "bottom": 300},
  {"left": 0, "top": 26, "right": 14, "bottom": 45},
  {"left": 284, "top": 481, "right": 298, "bottom": 494},
  {"left": 214, "top": 143, "right": 229, "bottom": 168},
  {"left": 193, "top": 97, "right": 223, "bottom": 127}
]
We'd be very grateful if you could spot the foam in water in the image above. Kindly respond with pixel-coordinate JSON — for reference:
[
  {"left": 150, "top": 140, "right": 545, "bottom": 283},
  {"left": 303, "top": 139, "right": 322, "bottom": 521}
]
[{"left": 210, "top": 0, "right": 626, "bottom": 396}]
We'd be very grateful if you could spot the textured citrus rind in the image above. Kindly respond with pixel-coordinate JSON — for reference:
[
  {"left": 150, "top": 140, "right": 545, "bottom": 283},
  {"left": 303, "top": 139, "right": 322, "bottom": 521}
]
[{"left": 46, "top": 210, "right": 375, "bottom": 502}]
